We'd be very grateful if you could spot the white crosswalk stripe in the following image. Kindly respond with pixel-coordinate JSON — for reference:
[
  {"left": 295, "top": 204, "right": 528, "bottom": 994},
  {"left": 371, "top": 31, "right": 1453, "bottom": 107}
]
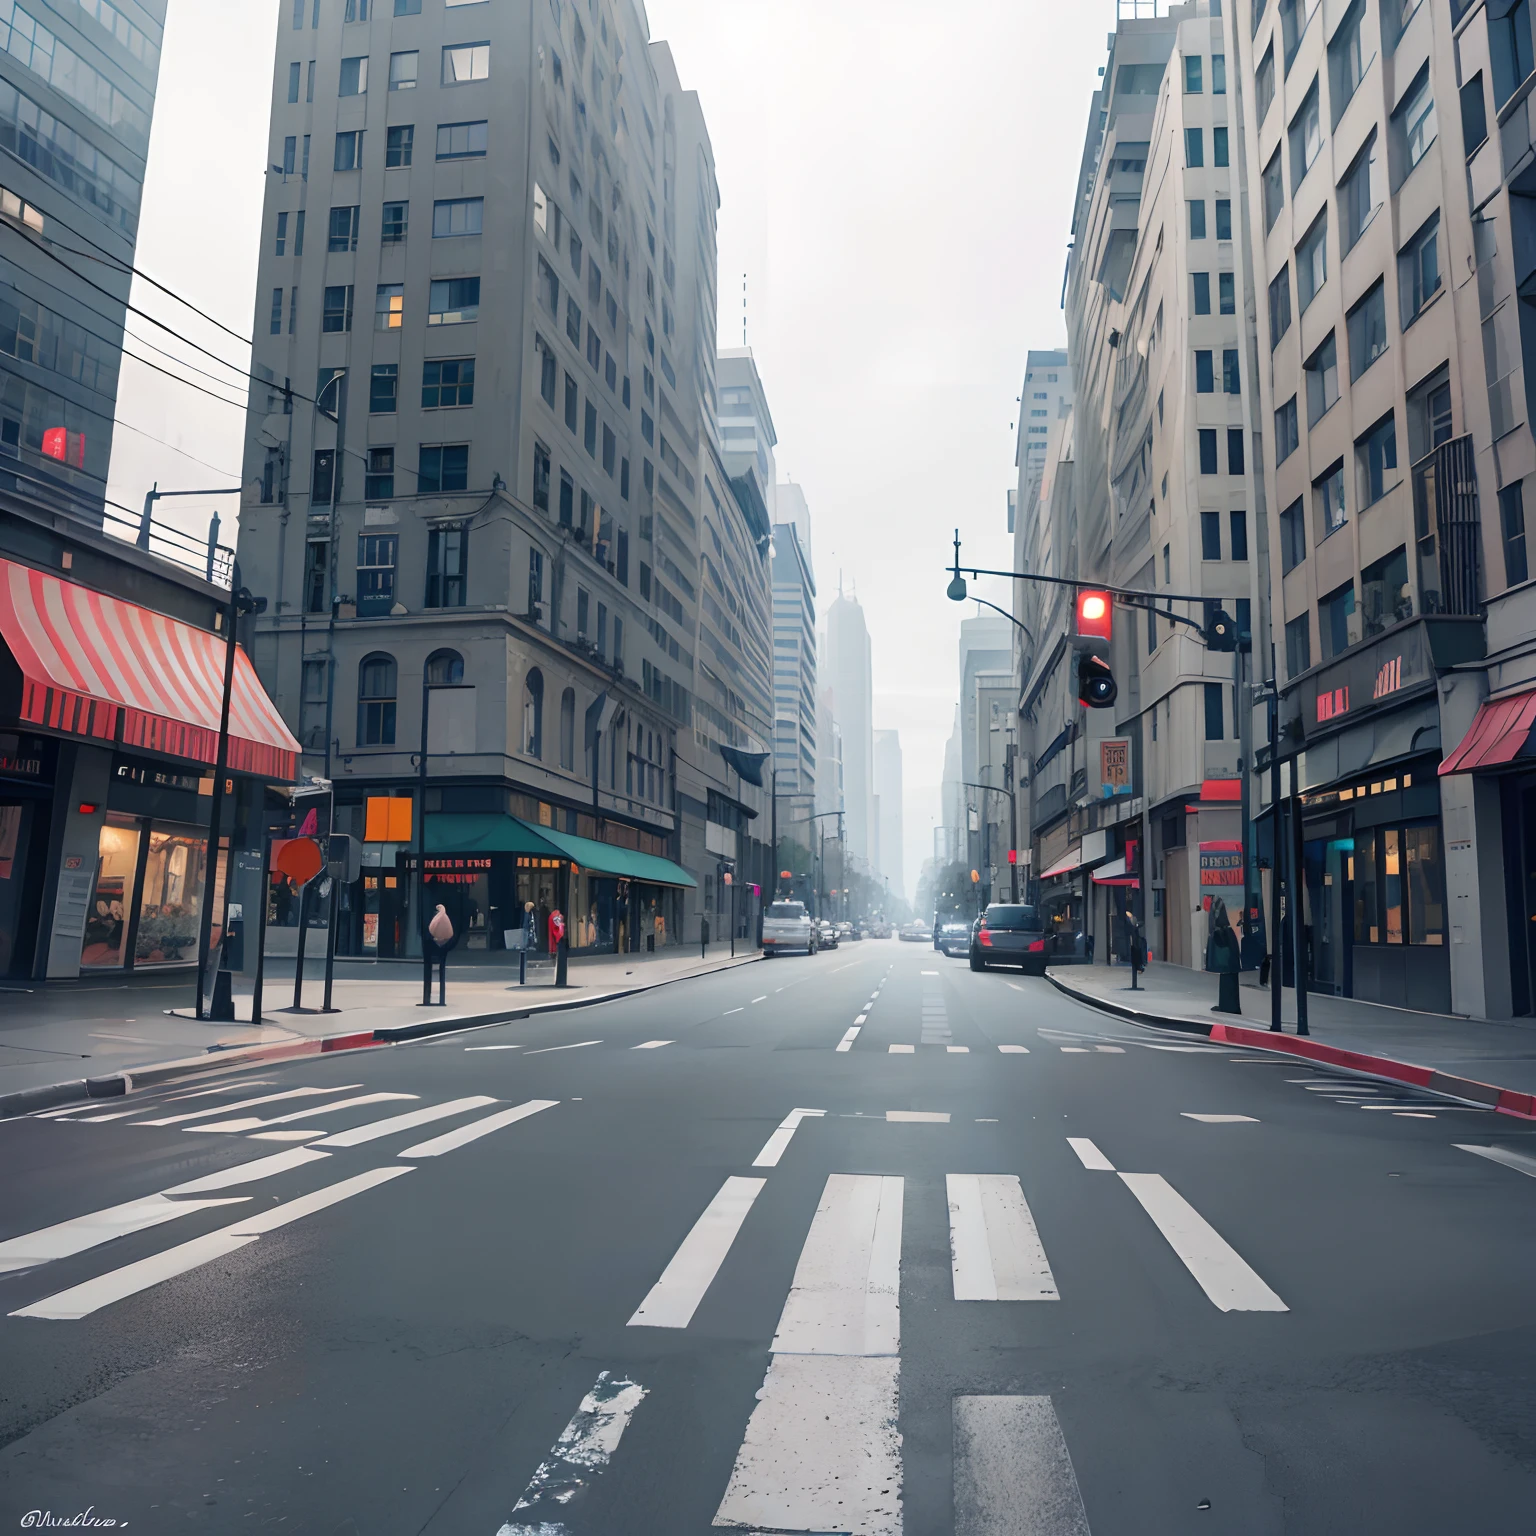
[
  {"left": 946, "top": 1175, "right": 1058, "bottom": 1301},
  {"left": 628, "top": 1176, "right": 764, "bottom": 1329},
  {"left": 309, "top": 1095, "right": 499, "bottom": 1148},
  {"left": 952, "top": 1395, "right": 1091, "bottom": 1536}
]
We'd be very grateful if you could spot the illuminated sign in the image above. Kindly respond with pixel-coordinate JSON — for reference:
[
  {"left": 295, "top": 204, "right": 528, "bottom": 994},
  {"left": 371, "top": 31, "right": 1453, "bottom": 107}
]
[
  {"left": 1316, "top": 686, "right": 1349, "bottom": 722},
  {"left": 1199, "top": 840, "right": 1243, "bottom": 886},
  {"left": 1373, "top": 655, "right": 1403, "bottom": 700}
]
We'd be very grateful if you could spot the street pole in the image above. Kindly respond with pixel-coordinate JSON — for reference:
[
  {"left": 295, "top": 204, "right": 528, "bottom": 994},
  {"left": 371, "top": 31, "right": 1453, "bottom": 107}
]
[
  {"left": 1007, "top": 745, "right": 1020, "bottom": 903},
  {"left": 418, "top": 675, "right": 432, "bottom": 1006},
  {"left": 1291, "top": 780, "right": 1309, "bottom": 1036},
  {"left": 1268, "top": 688, "right": 1283, "bottom": 1033},
  {"left": 771, "top": 768, "right": 778, "bottom": 902},
  {"left": 249, "top": 833, "right": 272, "bottom": 1026}
]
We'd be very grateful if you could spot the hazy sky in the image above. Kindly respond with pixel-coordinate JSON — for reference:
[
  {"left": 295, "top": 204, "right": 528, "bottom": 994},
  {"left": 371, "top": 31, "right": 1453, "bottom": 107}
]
[{"left": 104, "top": 0, "right": 1117, "bottom": 901}]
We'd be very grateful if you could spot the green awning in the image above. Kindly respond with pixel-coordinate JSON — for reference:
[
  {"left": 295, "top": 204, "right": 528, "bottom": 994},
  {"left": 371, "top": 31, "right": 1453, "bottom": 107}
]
[
  {"left": 531, "top": 823, "right": 697, "bottom": 888},
  {"left": 425, "top": 814, "right": 563, "bottom": 856},
  {"left": 424, "top": 813, "right": 696, "bottom": 888}
]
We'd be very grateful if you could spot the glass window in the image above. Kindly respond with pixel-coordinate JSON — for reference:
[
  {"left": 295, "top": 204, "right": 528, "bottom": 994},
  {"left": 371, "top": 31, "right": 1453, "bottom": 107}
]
[
  {"left": 1193, "top": 272, "right": 1211, "bottom": 315},
  {"left": 1186, "top": 127, "right": 1204, "bottom": 167},
  {"left": 1228, "top": 429, "right": 1245, "bottom": 476},
  {"left": 1213, "top": 126, "right": 1229, "bottom": 166},
  {"left": 1383, "top": 828, "right": 1404, "bottom": 944},
  {"left": 422, "top": 357, "right": 475, "bottom": 408},
  {"left": 1297, "top": 213, "right": 1328, "bottom": 310},
  {"left": 1461, "top": 71, "right": 1488, "bottom": 155},
  {"left": 386, "top": 124, "right": 414, "bottom": 167},
  {"left": 1280, "top": 0, "right": 1320, "bottom": 68},
  {"left": 1185, "top": 54, "right": 1203, "bottom": 93},
  {"left": 370, "top": 363, "right": 398, "bottom": 413},
  {"left": 1280, "top": 497, "right": 1306, "bottom": 572},
  {"left": 1285, "top": 613, "right": 1312, "bottom": 677},
  {"left": 1396, "top": 67, "right": 1436, "bottom": 173},
  {"left": 365, "top": 446, "right": 394, "bottom": 499},
  {"left": 1230, "top": 509, "right": 1249, "bottom": 560},
  {"left": 322, "top": 284, "right": 354, "bottom": 333},
  {"left": 1188, "top": 200, "right": 1207, "bottom": 240},
  {"left": 389, "top": 50, "right": 418, "bottom": 90},
  {"left": 1269, "top": 264, "right": 1292, "bottom": 346},
  {"left": 1215, "top": 199, "right": 1232, "bottom": 240},
  {"left": 1339, "top": 133, "right": 1379, "bottom": 253},
  {"left": 1354, "top": 829, "right": 1379, "bottom": 942},
  {"left": 1199, "top": 429, "right": 1218, "bottom": 474},
  {"left": 1223, "top": 349, "right": 1240, "bottom": 393},
  {"left": 426, "top": 524, "right": 468, "bottom": 606},
  {"left": 1319, "top": 579, "right": 1355, "bottom": 658},
  {"left": 1399, "top": 212, "right": 1441, "bottom": 326},
  {"left": 81, "top": 817, "right": 140, "bottom": 969},
  {"left": 358, "top": 653, "right": 397, "bottom": 745},
  {"left": 1347, "top": 280, "right": 1388, "bottom": 379},
  {"left": 428, "top": 276, "right": 481, "bottom": 324},
  {"left": 426, "top": 650, "right": 464, "bottom": 685},
  {"left": 1204, "top": 682, "right": 1223, "bottom": 740},
  {"left": 1330, "top": 0, "right": 1368, "bottom": 116},
  {"left": 1289, "top": 79, "right": 1322, "bottom": 191},
  {"left": 1275, "top": 396, "right": 1299, "bottom": 463},
  {"left": 357, "top": 536, "right": 398, "bottom": 616},
  {"left": 442, "top": 42, "right": 490, "bottom": 84},
  {"left": 328, "top": 205, "right": 360, "bottom": 252},
  {"left": 1406, "top": 823, "right": 1445, "bottom": 945},
  {"left": 1305, "top": 332, "right": 1339, "bottom": 425},
  {"left": 334, "top": 130, "right": 362, "bottom": 171},
  {"left": 1263, "top": 148, "right": 1285, "bottom": 230},
  {"left": 1257, "top": 43, "right": 1276, "bottom": 122},
  {"left": 1316, "top": 460, "right": 1347, "bottom": 538},
  {"left": 1357, "top": 413, "right": 1398, "bottom": 505},
  {"left": 533, "top": 441, "right": 551, "bottom": 510},
  {"left": 433, "top": 197, "right": 484, "bottom": 237},
  {"left": 1361, "top": 545, "right": 1410, "bottom": 636},
  {"left": 418, "top": 444, "right": 469, "bottom": 493},
  {"left": 1219, "top": 271, "right": 1236, "bottom": 314},
  {"left": 381, "top": 200, "right": 407, "bottom": 243},
  {"left": 1196, "top": 350, "right": 1215, "bottom": 393},
  {"left": 1212, "top": 53, "right": 1226, "bottom": 94},
  {"left": 339, "top": 55, "right": 368, "bottom": 96},
  {"left": 1501, "top": 481, "right": 1529, "bottom": 586},
  {"left": 437, "top": 120, "right": 489, "bottom": 159},
  {"left": 1201, "top": 509, "right": 1221, "bottom": 559},
  {"left": 132, "top": 825, "right": 208, "bottom": 968}
]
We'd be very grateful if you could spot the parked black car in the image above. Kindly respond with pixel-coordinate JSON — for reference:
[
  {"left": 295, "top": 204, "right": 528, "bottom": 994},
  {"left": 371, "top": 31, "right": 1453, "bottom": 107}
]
[{"left": 969, "top": 903, "right": 1049, "bottom": 974}]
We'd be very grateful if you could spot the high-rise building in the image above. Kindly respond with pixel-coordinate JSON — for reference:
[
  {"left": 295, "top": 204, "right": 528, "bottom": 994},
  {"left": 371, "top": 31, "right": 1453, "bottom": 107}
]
[
  {"left": 237, "top": 0, "right": 727, "bottom": 957},
  {"left": 1013, "top": 350, "right": 1072, "bottom": 528},
  {"left": 0, "top": 0, "right": 166, "bottom": 520},
  {"left": 771, "top": 481, "right": 816, "bottom": 801},
  {"left": 873, "top": 728, "right": 903, "bottom": 901},
  {"left": 823, "top": 587, "right": 874, "bottom": 867}
]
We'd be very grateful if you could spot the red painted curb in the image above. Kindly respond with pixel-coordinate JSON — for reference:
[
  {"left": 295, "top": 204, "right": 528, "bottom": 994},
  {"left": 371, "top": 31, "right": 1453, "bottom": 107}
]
[{"left": 321, "top": 1031, "right": 382, "bottom": 1053}]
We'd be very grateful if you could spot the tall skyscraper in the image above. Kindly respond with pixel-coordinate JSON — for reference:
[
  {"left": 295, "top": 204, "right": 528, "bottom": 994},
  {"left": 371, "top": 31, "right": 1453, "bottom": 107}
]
[
  {"left": 770, "top": 481, "right": 816, "bottom": 801},
  {"left": 1013, "top": 349, "right": 1072, "bottom": 527},
  {"left": 873, "top": 728, "right": 903, "bottom": 900},
  {"left": 823, "top": 588, "right": 874, "bottom": 866},
  {"left": 0, "top": 0, "right": 165, "bottom": 520}
]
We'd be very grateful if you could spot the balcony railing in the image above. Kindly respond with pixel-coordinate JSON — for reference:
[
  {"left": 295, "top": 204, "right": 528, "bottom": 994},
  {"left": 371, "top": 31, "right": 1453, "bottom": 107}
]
[{"left": 1411, "top": 434, "right": 1481, "bottom": 617}]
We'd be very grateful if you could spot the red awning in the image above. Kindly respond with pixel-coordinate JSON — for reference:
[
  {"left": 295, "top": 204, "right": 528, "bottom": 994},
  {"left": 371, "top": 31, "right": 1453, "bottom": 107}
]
[
  {"left": 1438, "top": 689, "right": 1536, "bottom": 776},
  {"left": 0, "top": 557, "right": 300, "bottom": 780},
  {"left": 1199, "top": 778, "right": 1242, "bottom": 800}
]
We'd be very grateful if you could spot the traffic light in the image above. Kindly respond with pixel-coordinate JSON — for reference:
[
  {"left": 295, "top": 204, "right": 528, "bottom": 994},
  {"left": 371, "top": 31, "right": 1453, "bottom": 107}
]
[
  {"left": 1073, "top": 589, "right": 1117, "bottom": 708},
  {"left": 1204, "top": 607, "right": 1237, "bottom": 651}
]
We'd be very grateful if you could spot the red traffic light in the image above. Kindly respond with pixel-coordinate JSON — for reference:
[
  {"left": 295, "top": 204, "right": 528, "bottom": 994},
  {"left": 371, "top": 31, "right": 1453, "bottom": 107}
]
[
  {"left": 1007, "top": 849, "right": 1017, "bottom": 864},
  {"left": 1076, "top": 588, "right": 1112, "bottom": 642}
]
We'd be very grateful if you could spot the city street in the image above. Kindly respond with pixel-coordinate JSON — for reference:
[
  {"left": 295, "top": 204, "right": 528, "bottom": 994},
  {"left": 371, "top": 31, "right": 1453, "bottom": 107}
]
[{"left": 2, "top": 942, "right": 1534, "bottom": 1533}]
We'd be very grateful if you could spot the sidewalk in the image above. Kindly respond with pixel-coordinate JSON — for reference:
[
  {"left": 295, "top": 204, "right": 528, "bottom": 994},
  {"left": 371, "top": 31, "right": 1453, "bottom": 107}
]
[
  {"left": 0, "top": 944, "right": 759, "bottom": 1113},
  {"left": 1047, "top": 959, "right": 1536, "bottom": 1116}
]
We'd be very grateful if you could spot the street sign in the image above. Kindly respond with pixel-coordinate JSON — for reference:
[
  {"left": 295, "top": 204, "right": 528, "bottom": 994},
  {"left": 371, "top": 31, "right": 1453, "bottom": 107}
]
[{"left": 327, "top": 833, "right": 361, "bottom": 883}]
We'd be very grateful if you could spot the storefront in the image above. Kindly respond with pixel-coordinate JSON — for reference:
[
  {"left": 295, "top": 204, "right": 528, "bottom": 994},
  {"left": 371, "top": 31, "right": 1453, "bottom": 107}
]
[{"left": 0, "top": 728, "right": 55, "bottom": 977}]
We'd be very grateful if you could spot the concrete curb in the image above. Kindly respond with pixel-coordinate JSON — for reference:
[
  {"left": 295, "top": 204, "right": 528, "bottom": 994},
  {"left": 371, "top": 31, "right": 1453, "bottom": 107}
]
[
  {"left": 1044, "top": 968, "right": 1536, "bottom": 1120},
  {"left": 0, "top": 952, "right": 761, "bottom": 1122}
]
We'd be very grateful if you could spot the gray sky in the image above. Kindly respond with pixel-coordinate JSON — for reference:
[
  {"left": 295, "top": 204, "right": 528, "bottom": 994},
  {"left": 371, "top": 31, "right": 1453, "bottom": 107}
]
[{"left": 105, "top": 0, "right": 1116, "bottom": 902}]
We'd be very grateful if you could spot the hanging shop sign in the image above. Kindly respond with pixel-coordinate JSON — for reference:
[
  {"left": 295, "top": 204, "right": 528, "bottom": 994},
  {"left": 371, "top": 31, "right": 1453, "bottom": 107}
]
[{"left": 1099, "top": 738, "right": 1132, "bottom": 796}]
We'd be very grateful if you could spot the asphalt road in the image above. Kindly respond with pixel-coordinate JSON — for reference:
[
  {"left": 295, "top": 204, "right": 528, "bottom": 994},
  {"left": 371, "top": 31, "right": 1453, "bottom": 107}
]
[{"left": 2, "top": 940, "right": 1534, "bottom": 1534}]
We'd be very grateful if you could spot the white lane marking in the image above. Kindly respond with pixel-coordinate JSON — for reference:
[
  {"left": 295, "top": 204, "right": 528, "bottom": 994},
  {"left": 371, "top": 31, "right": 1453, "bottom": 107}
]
[
  {"left": 947, "top": 1046, "right": 970, "bottom": 1054},
  {"left": 724, "top": 1007, "right": 744, "bottom": 1015},
  {"left": 712, "top": 1355, "right": 901, "bottom": 1535},
  {"left": 163, "top": 1147, "right": 331, "bottom": 1194},
  {"left": 1094, "top": 1045, "right": 1125, "bottom": 1054},
  {"left": 524, "top": 1040, "right": 602, "bottom": 1055},
  {"left": 1360, "top": 1103, "right": 1486, "bottom": 1111},
  {"left": 135, "top": 1085, "right": 362, "bottom": 1127},
  {"left": 1007, "top": 982, "right": 1025, "bottom": 992},
  {"left": 1137, "top": 1043, "right": 1226, "bottom": 1052},
  {"left": 1394, "top": 1112, "right": 1436, "bottom": 1118},
  {"left": 310, "top": 1096, "right": 498, "bottom": 1148},
  {"left": 1300, "top": 1083, "right": 1379, "bottom": 1091},
  {"left": 186, "top": 1091, "right": 419, "bottom": 1133},
  {"left": 627, "top": 1176, "right": 765, "bottom": 1328},
  {"left": 74, "top": 1110, "right": 139, "bottom": 1122},
  {"left": 953, "top": 1395, "right": 1091, "bottom": 1536},
  {"left": 1067, "top": 1137, "right": 1115, "bottom": 1171},
  {"left": 248, "top": 1129, "right": 326, "bottom": 1141},
  {"left": 1182, "top": 1113, "right": 1259, "bottom": 1124},
  {"left": 11, "top": 1169, "right": 411, "bottom": 1319},
  {"left": 29, "top": 1105, "right": 101, "bottom": 1119},
  {"left": 752, "top": 996, "right": 768, "bottom": 1004},
  {"left": 947, "top": 1174, "right": 1058, "bottom": 1301},
  {"left": 922, "top": 970, "right": 938, "bottom": 975},
  {"left": 465, "top": 1044, "right": 523, "bottom": 1051},
  {"left": 0, "top": 1194, "right": 249, "bottom": 1274},
  {"left": 889, "top": 1044, "right": 915, "bottom": 1054},
  {"left": 772, "top": 1173, "right": 903, "bottom": 1356},
  {"left": 836, "top": 1027, "right": 861, "bottom": 1052},
  {"left": 999, "top": 1045, "right": 1030, "bottom": 1054},
  {"left": 1117, "top": 1172, "right": 1287, "bottom": 1312},
  {"left": 632, "top": 1039, "right": 673, "bottom": 1049},
  {"left": 398, "top": 1099, "right": 558, "bottom": 1157},
  {"left": 499, "top": 1371, "right": 648, "bottom": 1532},
  {"left": 855, "top": 1013, "right": 868, "bottom": 1024},
  {"left": 752, "top": 1107, "right": 827, "bottom": 1168},
  {"left": 1060, "top": 1047, "right": 1090, "bottom": 1053},
  {"left": 1457, "top": 1144, "right": 1536, "bottom": 1178},
  {"left": 886, "top": 1110, "right": 949, "bottom": 1123}
]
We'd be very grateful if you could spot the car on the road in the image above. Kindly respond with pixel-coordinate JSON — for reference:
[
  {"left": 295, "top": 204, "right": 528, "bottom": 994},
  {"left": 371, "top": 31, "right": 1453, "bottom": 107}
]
[
  {"left": 848, "top": 920, "right": 865, "bottom": 941},
  {"left": 936, "top": 919, "right": 971, "bottom": 957},
  {"left": 817, "top": 919, "right": 839, "bottom": 949},
  {"left": 899, "top": 920, "right": 930, "bottom": 942},
  {"left": 762, "top": 900, "right": 817, "bottom": 956},
  {"left": 969, "top": 902, "right": 1049, "bottom": 974}
]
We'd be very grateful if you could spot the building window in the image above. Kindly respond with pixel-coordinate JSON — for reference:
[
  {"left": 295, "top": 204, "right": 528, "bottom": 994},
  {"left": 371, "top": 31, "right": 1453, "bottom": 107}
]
[
  {"left": 584, "top": 400, "right": 598, "bottom": 455},
  {"left": 365, "top": 446, "right": 394, "bottom": 499},
  {"left": 428, "top": 276, "right": 480, "bottom": 324},
  {"left": 1185, "top": 54, "right": 1203, "bottom": 92},
  {"left": 269, "top": 286, "right": 283, "bottom": 335},
  {"left": 1188, "top": 199, "right": 1207, "bottom": 239},
  {"left": 418, "top": 444, "right": 469, "bottom": 494},
  {"left": 1395, "top": 66, "right": 1436, "bottom": 174},
  {"left": 1289, "top": 79, "right": 1322, "bottom": 191},
  {"left": 1199, "top": 429, "right": 1218, "bottom": 474},
  {"left": 1215, "top": 199, "right": 1232, "bottom": 240},
  {"left": 283, "top": 134, "right": 296, "bottom": 174},
  {"left": 558, "top": 469, "right": 574, "bottom": 526},
  {"left": 536, "top": 336, "right": 556, "bottom": 405},
  {"left": 1263, "top": 147, "right": 1285, "bottom": 230},
  {"left": 1319, "top": 580, "right": 1356, "bottom": 659},
  {"left": 328, "top": 205, "right": 360, "bottom": 252},
  {"left": 1186, "top": 127, "right": 1204, "bottom": 167},
  {"left": 295, "top": 209, "right": 306, "bottom": 254},
  {"left": 386, "top": 124, "right": 414, "bottom": 167},
  {"left": 1257, "top": 42, "right": 1276, "bottom": 123},
  {"left": 537, "top": 255, "right": 559, "bottom": 314},
  {"left": 1353, "top": 823, "right": 1447, "bottom": 947},
  {"left": 1196, "top": 350, "right": 1215, "bottom": 393},
  {"left": 1223, "top": 349, "right": 1240, "bottom": 394},
  {"left": 602, "top": 423, "right": 616, "bottom": 476},
  {"left": 1501, "top": 482, "right": 1529, "bottom": 586},
  {"left": 577, "top": 489, "right": 594, "bottom": 538},
  {"left": 1297, "top": 212, "right": 1328, "bottom": 311},
  {"left": 1193, "top": 272, "right": 1211, "bottom": 315},
  {"left": 1361, "top": 545, "right": 1411, "bottom": 635},
  {"left": 1212, "top": 52, "right": 1226, "bottom": 93},
  {"left": 370, "top": 363, "right": 399, "bottom": 413},
  {"left": 276, "top": 210, "right": 290, "bottom": 255},
  {"left": 374, "top": 284, "right": 403, "bottom": 331},
  {"left": 395, "top": 0, "right": 422, "bottom": 13},
  {"left": 559, "top": 687, "right": 576, "bottom": 769},
  {"left": 358, "top": 654, "right": 397, "bottom": 745},
  {"left": 339, "top": 55, "right": 368, "bottom": 96},
  {"left": 523, "top": 668, "right": 544, "bottom": 757},
  {"left": 1357, "top": 413, "right": 1398, "bottom": 506},
  {"left": 566, "top": 297, "right": 582, "bottom": 345},
  {"left": 585, "top": 323, "right": 601, "bottom": 369},
  {"left": 1268, "top": 264, "right": 1292, "bottom": 346},
  {"left": 1280, "top": 497, "right": 1307, "bottom": 572},
  {"left": 357, "top": 535, "right": 398, "bottom": 616},
  {"left": 426, "top": 650, "right": 464, "bottom": 687},
  {"left": 1399, "top": 213, "right": 1441, "bottom": 327},
  {"left": 1462, "top": 71, "right": 1489, "bottom": 156},
  {"left": 381, "top": 200, "right": 408, "bottom": 243},
  {"left": 533, "top": 441, "right": 551, "bottom": 511},
  {"left": 303, "top": 539, "right": 328, "bottom": 613},
  {"left": 1201, "top": 510, "right": 1221, "bottom": 560},
  {"left": 437, "top": 120, "right": 489, "bottom": 159},
  {"left": 426, "top": 524, "right": 468, "bottom": 607},
  {"left": 422, "top": 357, "right": 475, "bottom": 409},
  {"left": 1228, "top": 429, "right": 1245, "bottom": 476},
  {"left": 1230, "top": 509, "right": 1249, "bottom": 560},
  {"left": 442, "top": 42, "right": 490, "bottom": 84},
  {"left": 1339, "top": 134, "right": 1379, "bottom": 255},
  {"left": 1305, "top": 332, "right": 1339, "bottom": 424},
  {"left": 288, "top": 60, "right": 301, "bottom": 102},
  {"left": 1330, "top": 0, "right": 1369, "bottom": 118},
  {"left": 433, "top": 197, "right": 484, "bottom": 237},
  {"left": 1213, "top": 126, "right": 1229, "bottom": 166},
  {"left": 1204, "top": 682, "right": 1224, "bottom": 741},
  {"left": 322, "top": 285, "right": 354, "bottom": 333},
  {"left": 1280, "top": 0, "right": 1319, "bottom": 69},
  {"left": 564, "top": 373, "right": 578, "bottom": 432},
  {"left": 528, "top": 549, "right": 544, "bottom": 616},
  {"left": 1347, "top": 280, "right": 1388, "bottom": 379},
  {"left": 389, "top": 50, "right": 418, "bottom": 90},
  {"left": 334, "top": 130, "right": 363, "bottom": 172},
  {"left": 1275, "top": 396, "right": 1300, "bottom": 463},
  {"left": 617, "top": 527, "right": 629, "bottom": 582},
  {"left": 1315, "top": 461, "right": 1348, "bottom": 539},
  {"left": 1285, "top": 613, "right": 1312, "bottom": 677}
]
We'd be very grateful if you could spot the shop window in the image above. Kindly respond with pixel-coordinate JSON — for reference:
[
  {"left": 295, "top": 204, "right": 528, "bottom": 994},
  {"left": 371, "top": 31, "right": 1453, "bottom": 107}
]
[
  {"left": 135, "top": 827, "right": 208, "bottom": 966},
  {"left": 1352, "top": 820, "right": 1444, "bottom": 946},
  {"left": 81, "top": 817, "right": 139, "bottom": 968},
  {"left": 358, "top": 653, "right": 398, "bottom": 745}
]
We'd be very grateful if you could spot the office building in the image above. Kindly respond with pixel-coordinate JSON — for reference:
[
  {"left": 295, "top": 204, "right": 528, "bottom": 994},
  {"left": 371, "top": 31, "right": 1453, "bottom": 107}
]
[{"left": 771, "top": 481, "right": 816, "bottom": 801}]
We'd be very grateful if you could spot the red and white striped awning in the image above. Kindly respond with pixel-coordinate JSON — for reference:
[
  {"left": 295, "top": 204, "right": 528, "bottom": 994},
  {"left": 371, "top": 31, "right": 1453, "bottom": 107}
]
[{"left": 0, "top": 557, "right": 299, "bottom": 781}]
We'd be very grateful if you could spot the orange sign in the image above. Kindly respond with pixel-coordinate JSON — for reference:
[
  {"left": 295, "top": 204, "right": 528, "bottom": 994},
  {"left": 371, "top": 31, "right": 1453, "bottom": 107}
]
[{"left": 272, "top": 837, "right": 324, "bottom": 886}]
